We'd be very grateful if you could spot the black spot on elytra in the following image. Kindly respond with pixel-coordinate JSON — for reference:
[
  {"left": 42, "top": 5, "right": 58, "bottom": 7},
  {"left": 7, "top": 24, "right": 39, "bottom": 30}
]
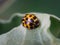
[
  {"left": 34, "top": 25, "right": 39, "bottom": 28},
  {"left": 29, "top": 23, "right": 34, "bottom": 26},
  {"left": 30, "top": 26, "right": 33, "bottom": 29},
  {"left": 26, "top": 18, "right": 28, "bottom": 20},
  {"left": 35, "top": 20, "right": 39, "bottom": 24},
  {"left": 26, "top": 26, "right": 28, "bottom": 28},
  {"left": 33, "top": 16, "right": 37, "bottom": 19},
  {"left": 29, "top": 15, "right": 32, "bottom": 17}
]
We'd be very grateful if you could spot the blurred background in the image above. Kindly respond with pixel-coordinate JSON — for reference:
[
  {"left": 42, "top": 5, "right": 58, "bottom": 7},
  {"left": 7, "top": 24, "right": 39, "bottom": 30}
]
[
  {"left": 0, "top": 0, "right": 60, "bottom": 38},
  {"left": 0, "top": 0, "right": 60, "bottom": 19}
]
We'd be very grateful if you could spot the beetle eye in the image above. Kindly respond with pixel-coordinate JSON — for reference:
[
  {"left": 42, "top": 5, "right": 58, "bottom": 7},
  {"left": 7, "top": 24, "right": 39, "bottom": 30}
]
[{"left": 22, "top": 14, "right": 40, "bottom": 30}]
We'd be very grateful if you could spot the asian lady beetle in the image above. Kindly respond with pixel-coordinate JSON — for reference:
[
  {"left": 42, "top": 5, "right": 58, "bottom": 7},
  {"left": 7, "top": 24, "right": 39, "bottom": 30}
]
[{"left": 22, "top": 14, "right": 40, "bottom": 30}]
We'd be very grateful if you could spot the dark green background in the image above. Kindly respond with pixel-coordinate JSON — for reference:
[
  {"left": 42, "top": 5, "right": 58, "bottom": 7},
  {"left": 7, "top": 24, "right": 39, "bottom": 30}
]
[
  {"left": 1, "top": 0, "right": 60, "bottom": 17},
  {"left": 0, "top": 0, "right": 60, "bottom": 38}
]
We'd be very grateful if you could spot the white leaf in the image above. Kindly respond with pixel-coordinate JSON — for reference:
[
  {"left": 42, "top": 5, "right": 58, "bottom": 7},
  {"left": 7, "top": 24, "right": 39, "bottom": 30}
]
[{"left": 0, "top": 12, "right": 60, "bottom": 45}]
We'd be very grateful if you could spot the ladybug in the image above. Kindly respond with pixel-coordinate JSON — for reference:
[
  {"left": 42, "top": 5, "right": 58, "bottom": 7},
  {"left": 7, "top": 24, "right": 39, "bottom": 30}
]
[{"left": 22, "top": 14, "right": 40, "bottom": 30}]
